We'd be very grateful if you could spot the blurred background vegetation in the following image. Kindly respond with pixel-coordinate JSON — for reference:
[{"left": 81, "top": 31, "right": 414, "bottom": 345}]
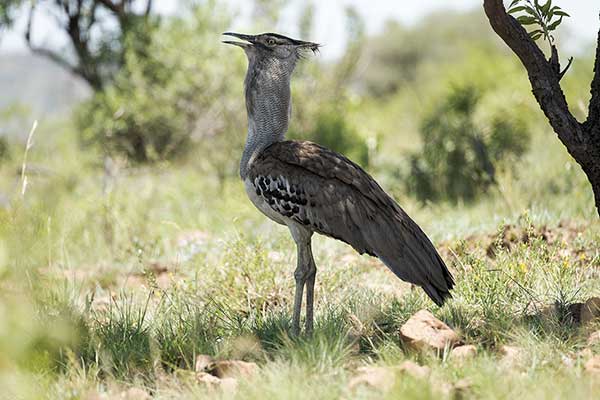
[{"left": 0, "top": 0, "right": 598, "bottom": 398}]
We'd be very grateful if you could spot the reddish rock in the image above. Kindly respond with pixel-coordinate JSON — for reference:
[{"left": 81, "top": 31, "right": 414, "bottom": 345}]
[
  {"left": 451, "top": 345, "right": 478, "bottom": 361},
  {"left": 499, "top": 345, "right": 523, "bottom": 365},
  {"left": 195, "top": 355, "right": 258, "bottom": 381},
  {"left": 348, "top": 366, "right": 395, "bottom": 392},
  {"left": 118, "top": 388, "right": 150, "bottom": 400},
  {"left": 399, "top": 310, "right": 460, "bottom": 351},
  {"left": 195, "top": 354, "right": 215, "bottom": 372},
  {"left": 584, "top": 356, "right": 600, "bottom": 374},
  {"left": 397, "top": 360, "right": 430, "bottom": 379},
  {"left": 587, "top": 331, "right": 600, "bottom": 346},
  {"left": 453, "top": 378, "right": 474, "bottom": 396},
  {"left": 210, "top": 360, "right": 258, "bottom": 379}
]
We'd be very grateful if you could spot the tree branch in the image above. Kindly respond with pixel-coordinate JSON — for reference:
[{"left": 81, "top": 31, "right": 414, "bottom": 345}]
[
  {"left": 96, "top": 0, "right": 124, "bottom": 16},
  {"left": 484, "top": 0, "right": 600, "bottom": 216},
  {"left": 25, "top": 1, "right": 78, "bottom": 75},
  {"left": 483, "top": 0, "right": 585, "bottom": 156},
  {"left": 587, "top": 16, "right": 600, "bottom": 128}
]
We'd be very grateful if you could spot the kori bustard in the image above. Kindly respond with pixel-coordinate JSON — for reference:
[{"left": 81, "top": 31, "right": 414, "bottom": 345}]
[{"left": 223, "top": 32, "right": 454, "bottom": 335}]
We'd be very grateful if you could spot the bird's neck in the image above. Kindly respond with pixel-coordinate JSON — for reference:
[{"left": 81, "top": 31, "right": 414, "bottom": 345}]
[{"left": 240, "top": 59, "right": 293, "bottom": 179}]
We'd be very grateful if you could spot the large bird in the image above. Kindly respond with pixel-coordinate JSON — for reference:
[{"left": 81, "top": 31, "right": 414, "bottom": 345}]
[{"left": 223, "top": 32, "right": 454, "bottom": 335}]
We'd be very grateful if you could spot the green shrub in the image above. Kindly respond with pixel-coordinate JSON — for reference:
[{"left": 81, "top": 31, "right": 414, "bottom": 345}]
[
  {"left": 289, "top": 107, "right": 369, "bottom": 167},
  {"left": 407, "top": 84, "right": 530, "bottom": 203},
  {"left": 0, "top": 137, "right": 10, "bottom": 163},
  {"left": 76, "top": 4, "right": 243, "bottom": 165}
]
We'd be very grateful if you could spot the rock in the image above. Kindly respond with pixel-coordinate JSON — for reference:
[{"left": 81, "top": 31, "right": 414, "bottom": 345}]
[
  {"left": 119, "top": 388, "right": 150, "bottom": 400},
  {"left": 439, "top": 378, "right": 473, "bottom": 397},
  {"left": 84, "top": 392, "right": 108, "bottom": 400},
  {"left": 195, "top": 355, "right": 257, "bottom": 383},
  {"left": 210, "top": 360, "right": 258, "bottom": 379},
  {"left": 451, "top": 345, "right": 477, "bottom": 361},
  {"left": 196, "top": 371, "right": 239, "bottom": 393},
  {"left": 195, "top": 354, "right": 215, "bottom": 372},
  {"left": 584, "top": 356, "right": 600, "bottom": 374},
  {"left": 397, "top": 360, "right": 430, "bottom": 379},
  {"left": 453, "top": 378, "right": 474, "bottom": 398},
  {"left": 348, "top": 366, "right": 396, "bottom": 392},
  {"left": 581, "top": 297, "right": 600, "bottom": 324},
  {"left": 587, "top": 331, "right": 600, "bottom": 346},
  {"left": 399, "top": 310, "right": 460, "bottom": 351},
  {"left": 499, "top": 345, "right": 523, "bottom": 365},
  {"left": 196, "top": 371, "right": 221, "bottom": 388}
]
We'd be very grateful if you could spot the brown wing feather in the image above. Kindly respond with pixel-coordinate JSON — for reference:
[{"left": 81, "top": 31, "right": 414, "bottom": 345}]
[{"left": 249, "top": 140, "right": 454, "bottom": 305}]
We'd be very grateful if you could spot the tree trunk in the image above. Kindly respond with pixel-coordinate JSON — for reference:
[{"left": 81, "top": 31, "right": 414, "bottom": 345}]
[{"left": 483, "top": 0, "right": 600, "bottom": 216}]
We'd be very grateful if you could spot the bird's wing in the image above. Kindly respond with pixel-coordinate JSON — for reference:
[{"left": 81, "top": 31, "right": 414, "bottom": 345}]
[{"left": 248, "top": 140, "right": 454, "bottom": 305}]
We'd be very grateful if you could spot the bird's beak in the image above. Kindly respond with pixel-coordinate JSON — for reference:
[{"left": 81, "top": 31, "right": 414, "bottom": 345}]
[{"left": 222, "top": 32, "right": 255, "bottom": 49}]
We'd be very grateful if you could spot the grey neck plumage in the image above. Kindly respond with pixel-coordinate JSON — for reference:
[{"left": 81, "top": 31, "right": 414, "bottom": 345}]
[{"left": 240, "top": 56, "right": 295, "bottom": 179}]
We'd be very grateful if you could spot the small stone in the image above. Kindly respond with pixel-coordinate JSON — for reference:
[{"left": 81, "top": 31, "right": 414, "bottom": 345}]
[
  {"left": 452, "top": 378, "right": 474, "bottom": 398},
  {"left": 584, "top": 356, "right": 600, "bottom": 374},
  {"left": 348, "top": 366, "right": 395, "bottom": 392},
  {"left": 587, "top": 331, "right": 600, "bottom": 346},
  {"left": 210, "top": 360, "right": 258, "bottom": 379},
  {"left": 397, "top": 360, "right": 430, "bottom": 379},
  {"left": 119, "top": 388, "right": 150, "bottom": 400},
  {"left": 499, "top": 345, "right": 523, "bottom": 365},
  {"left": 581, "top": 297, "right": 600, "bottom": 324},
  {"left": 399, "top": 310, "right": 460, "bottom": 351},
  {"left": 451, "top": 345, "right": 477, "bottom": 361}
]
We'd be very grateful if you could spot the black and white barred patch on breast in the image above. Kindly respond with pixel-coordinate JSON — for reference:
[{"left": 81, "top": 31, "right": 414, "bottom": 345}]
[{"left": 253, "top": 174, "right": 319, "bottom": 227}]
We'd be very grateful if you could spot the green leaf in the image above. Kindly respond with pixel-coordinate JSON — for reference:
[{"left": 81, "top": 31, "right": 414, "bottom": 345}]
[
  {"left": 523, "top": 6, "right": 538, "bottom": 17},
  {"left": 509, "top": 0, "right": 521, "bottom": 8},
  {"left": 541, "top": 0, "right": 552, "bottom": 14},
  {"left": 528, "top": 29, "right": 544, "bottom": 36},
  {"left": 508, "top": 6, "right": 526, "bottom": 14},
  {"left": 530, "top": 32, "right": 543, "bottom": 40},
  {"left": 516, "top": 16, "right": 538, "bottom": 25},
  {"left": 554, "top": 10, "right": 570, "bottom": 17},
  {"left": 547, "top": 16, "right": 563, "bottom": 31}
]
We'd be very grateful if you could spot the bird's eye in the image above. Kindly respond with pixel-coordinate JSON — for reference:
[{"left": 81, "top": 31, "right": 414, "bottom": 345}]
[{"left": 267, "top": 39, "right": 275, "bottom": 46}]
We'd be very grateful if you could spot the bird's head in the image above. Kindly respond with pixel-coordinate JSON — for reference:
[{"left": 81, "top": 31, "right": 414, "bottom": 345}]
[{"left": 222, "top": 32, "right": 319, "bottom": 68}]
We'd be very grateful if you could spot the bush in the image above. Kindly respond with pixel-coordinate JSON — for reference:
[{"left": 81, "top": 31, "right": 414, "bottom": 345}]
[
  {"left": 289, "top": 107, "right": 369, "bottom": 167},
  {"left": 0, "top": 137, "right": 10, "bottom": 164},
  {"left": 76, "top": 4, "right": 244, "bottom": 165},
  {"left": 407, "top": 84, "right": 530, "bottom": 203}
]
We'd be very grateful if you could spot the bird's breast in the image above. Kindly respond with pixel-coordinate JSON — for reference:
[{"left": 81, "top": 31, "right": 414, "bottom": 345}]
[
  {"left": 244, "top": 177, "right": 288, "bottom": 225},
  {"left": 243, "top": 174, "right": 318, "bottom": 231}
]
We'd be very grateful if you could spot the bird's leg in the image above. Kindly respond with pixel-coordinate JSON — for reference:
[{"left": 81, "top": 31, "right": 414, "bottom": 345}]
[
  {"left": 290, "top": 226, "right": 313, "bottom": 336},
  {"left": 304, "top": 246, "right": 317, "bottom": 335},
  {"left": 292, "top": 251, "right": 306, "bottom": 336}
]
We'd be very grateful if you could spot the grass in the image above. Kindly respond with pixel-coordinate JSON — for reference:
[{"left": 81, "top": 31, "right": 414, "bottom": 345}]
[{"left": 0, "top": 118, "right": 599, "bottom": 399}]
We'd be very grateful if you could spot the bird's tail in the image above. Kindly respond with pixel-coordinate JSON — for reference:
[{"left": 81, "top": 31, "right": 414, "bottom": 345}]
[{"left": 368, "top": 212, "right": 455, "bottom": 306}]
